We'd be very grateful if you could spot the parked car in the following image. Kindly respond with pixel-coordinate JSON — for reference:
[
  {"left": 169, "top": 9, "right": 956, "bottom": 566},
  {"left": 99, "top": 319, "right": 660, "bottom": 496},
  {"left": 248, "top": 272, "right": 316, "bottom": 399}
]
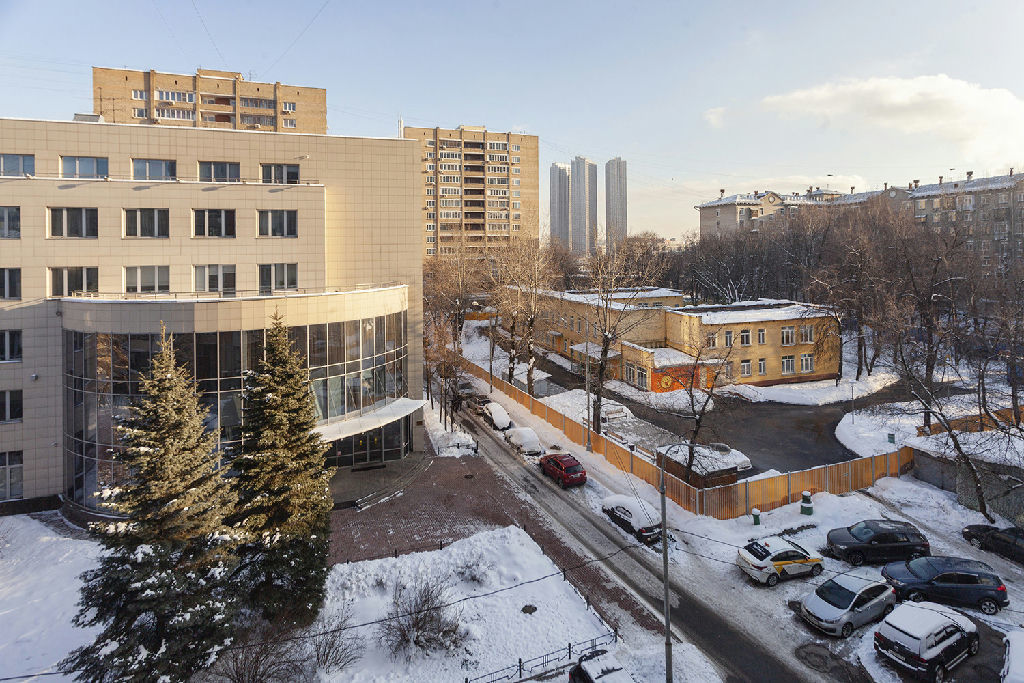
[
  {"left": 962, "top": 525, "right": 1024, "bottom": 564},
  {"left": 504, "top": 427, "right": 543, "bottom": 456},
  {"left": 1003, "top": 630, "right": 1024, "bottom": 683},
  {"left": 568, "top": 648, "right": 634, "bottom": 682},
  {"left": 482, "top": 402, "right": 511, "bottom": 430},
  {"left": 826, "top": 519, "right": 930, "bottom": 566},
  {"left": 464, "top": 393, "right": 490, "bottom": 416},
  {"left": 539, "top": 452, "right": 587, "bottom": 488},
  {"left": 737, "top": 536, "right": 823, "bottom": 587},
  {"left": 873, "top": 601, "right": 979, "bottom": 682},
  {"left": 882, "top": 555, "right": 1009, "bottom": 615},
  {"left": 800, "top": 573, "right": 896, "bottom": 638},
  {"left": 601, "top": 494, "right": 662, "bottom": 545}
]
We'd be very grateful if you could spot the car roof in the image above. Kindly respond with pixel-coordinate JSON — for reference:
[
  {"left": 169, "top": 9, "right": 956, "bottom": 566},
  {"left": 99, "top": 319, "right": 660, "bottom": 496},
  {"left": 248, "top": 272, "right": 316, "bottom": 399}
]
[
  {"left": 863, "top": 519, "right": 918, "bottom": 532},
  {"left": 602, "top": 494, "right": 661, "bottom": 525},
  {"left": 507, "top": 426, "right": 536, "bottom": 436},
  {"left": 829, "top": 571, "right": 885, "bottom": 593},
  {"left": 917, "top": 556, "right": 995, "bottom": 574},
  {"left": 756, "top": 536, "right": 800, "bottom": 553},
  {"left": 883, "top": 601, "right": 975, "bottom": 638},
  {"left": 548, "top": 453, "right": 580, "bottom": 465},
  {"left": 578, "top": 650, "right": 633, "bottom": 682}
]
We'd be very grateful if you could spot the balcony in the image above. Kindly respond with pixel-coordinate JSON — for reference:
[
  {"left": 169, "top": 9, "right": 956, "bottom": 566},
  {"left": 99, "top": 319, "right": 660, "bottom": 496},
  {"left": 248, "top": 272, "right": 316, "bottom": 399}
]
[{"left": 464, "top": 153, "right": 485, "bottom": 162}]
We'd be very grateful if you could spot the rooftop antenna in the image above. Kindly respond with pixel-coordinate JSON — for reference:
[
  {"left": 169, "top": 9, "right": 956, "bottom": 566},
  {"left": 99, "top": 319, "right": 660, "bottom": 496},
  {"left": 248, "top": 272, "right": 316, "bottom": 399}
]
[{"left": 398, "top": 115, "right": 404, "bottom": 138}]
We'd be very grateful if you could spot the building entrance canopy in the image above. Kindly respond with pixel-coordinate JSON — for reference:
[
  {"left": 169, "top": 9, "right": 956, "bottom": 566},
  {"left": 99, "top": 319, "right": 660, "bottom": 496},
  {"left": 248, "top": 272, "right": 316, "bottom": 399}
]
[{"left": 315, "top": 398, "right": 425, "bottom": 443}]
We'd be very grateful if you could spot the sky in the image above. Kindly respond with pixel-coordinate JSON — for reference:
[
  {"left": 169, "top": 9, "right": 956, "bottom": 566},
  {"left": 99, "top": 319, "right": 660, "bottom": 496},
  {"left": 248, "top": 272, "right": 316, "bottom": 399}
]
[{"left": 1, "top": 0, "right": 1023, "bottom": 239}]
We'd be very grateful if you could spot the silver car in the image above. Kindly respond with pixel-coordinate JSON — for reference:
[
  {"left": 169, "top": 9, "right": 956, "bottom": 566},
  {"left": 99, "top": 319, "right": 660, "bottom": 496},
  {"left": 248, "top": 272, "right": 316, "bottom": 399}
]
[{"left": 801, "top": 573, "right": 896, "bottom": 638}]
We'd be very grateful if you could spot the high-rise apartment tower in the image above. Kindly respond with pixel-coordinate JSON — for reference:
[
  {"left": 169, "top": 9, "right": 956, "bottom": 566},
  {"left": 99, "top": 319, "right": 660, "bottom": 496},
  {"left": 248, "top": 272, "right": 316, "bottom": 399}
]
[
  {"left": 605, "top": 157, "right": 627, "bottom": 251},
  {"left": 549, "top": 162, "right": 571, "bottom": 249},
  {"left": 570, "top": 156, "right": 597, "bottom": 255}
]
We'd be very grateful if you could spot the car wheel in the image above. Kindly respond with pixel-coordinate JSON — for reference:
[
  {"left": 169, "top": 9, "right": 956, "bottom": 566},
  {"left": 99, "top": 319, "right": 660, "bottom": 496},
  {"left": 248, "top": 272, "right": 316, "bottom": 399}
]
[
  {"left": 848, "top": 551, "right": 865, "bottom": 566},
  {"left": 909, "top": 551, "right": 923, "bottom": 560},
  {"left": 766, "top": 573, "right": 779, "bottom": 587},
  {"left": 560, "top": 479, "right": 567, "bottom": 489},
  {"left": 969, "top": 636, "right": 980, "bottom": 656},
  {"left": 882, "top": 604, "right": 894, "bottom": 618},
  {"left": 933, "top": 664, "right": 947, "bottom": 683},
  {"left": 840, "top": 622, "right": 853, "bottom": 638},
  {"left": 968, "top": 536, "right": 982, "bottom": 548},
  {"left": 980, "top": 597, "right": 999, "bottom": 615},
  {"left": 908, "top": 590, "right": 925, "bottom": 602},
  {"left": 811, "top": 563, "right": 823, "bottom": 577}
]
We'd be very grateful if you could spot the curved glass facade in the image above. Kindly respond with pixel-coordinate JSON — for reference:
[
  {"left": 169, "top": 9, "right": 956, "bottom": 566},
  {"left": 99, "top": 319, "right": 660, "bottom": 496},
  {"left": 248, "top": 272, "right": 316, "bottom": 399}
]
[{"left": 64, "top": 312, "right": 408, "bottom": 507}]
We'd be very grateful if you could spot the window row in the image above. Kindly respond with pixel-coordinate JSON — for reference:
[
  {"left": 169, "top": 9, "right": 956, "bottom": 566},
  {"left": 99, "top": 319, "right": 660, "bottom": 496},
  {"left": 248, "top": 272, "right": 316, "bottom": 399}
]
[
  {"left": 4, "top": 208, "right": 300, "bottom": 239},
  {"left": 734, "top": 354, "right": 815, "bottom": 377},
  {"left": 705, "top": 324, "right": 815, "bottom": 348},
  {"left": 0, "top": 390, "right": 22, "bottom": 422},
  {"left": 0, "top": 154, "right": 302, "bottom": 183}
]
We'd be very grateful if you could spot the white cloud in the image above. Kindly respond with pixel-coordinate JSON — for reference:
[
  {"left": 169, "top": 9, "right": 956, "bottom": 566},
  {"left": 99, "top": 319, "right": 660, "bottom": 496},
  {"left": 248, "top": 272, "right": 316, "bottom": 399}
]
[
  {"left": 762, "top": 74, "right": 1024, "bottom": 164},
  {"left": 702, "top": 106, "right": 726, "bottom": 128}
]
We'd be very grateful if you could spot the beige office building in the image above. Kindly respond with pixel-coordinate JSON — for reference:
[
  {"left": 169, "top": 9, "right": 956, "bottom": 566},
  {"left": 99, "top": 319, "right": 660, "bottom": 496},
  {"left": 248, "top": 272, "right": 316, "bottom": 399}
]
[
  {"left": 402, "top": 125, "right": 539, "bottom": 257},
  {"left": 93, "top": 67, "right": 327, "bottom": 134},
  {"left": 0, "top": 116, "right": 423, "bottom": 513}
]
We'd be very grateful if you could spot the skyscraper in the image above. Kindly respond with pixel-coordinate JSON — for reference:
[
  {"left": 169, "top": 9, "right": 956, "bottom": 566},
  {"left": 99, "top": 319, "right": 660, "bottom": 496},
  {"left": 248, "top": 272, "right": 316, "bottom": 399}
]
[
  {"left": 570, "top": 156, "right": 597, "bottom": 255},
  {"left": 549, "top": 162, "right": 571, "bottom": 248},
  {"left": 605, "top": 157, "right": 627, "bottom": 251}
]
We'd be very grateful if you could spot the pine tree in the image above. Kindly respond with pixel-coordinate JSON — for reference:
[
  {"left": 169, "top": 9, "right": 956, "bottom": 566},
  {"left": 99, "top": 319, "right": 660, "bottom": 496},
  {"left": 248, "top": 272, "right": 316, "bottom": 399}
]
[
  {"left": 233, "top": 312, "right": 334, "bottom": 622},
  {"left": 60, "top": 329, "right": 237, "bottom": 683}
]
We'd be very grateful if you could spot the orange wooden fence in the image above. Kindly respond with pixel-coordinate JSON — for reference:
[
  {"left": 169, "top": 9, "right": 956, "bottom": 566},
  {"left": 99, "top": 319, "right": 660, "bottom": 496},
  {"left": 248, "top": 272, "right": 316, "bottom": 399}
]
[{"left": 460, "top": 360, "right": 914, "bottom": 520}]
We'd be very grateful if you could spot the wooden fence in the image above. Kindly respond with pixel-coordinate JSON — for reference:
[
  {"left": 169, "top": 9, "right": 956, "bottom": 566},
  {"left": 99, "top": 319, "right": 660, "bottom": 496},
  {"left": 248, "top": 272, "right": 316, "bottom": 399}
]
[{"left": 461, "top": 360, "right": 914, "bottom": 520}]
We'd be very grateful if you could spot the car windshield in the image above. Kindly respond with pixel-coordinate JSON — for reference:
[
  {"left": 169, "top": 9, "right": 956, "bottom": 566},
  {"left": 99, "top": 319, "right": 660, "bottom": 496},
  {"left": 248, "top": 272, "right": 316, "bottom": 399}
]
[
  {"left": 565, "top": 464, "right": 583, "bottom": 474},
  {"left": 744, "top": 542, "right": 771, "bottom": 560},
  {"left": 906, "top": 557, "right": 935, "bottom": 579},
  {"left": 849, "top": 522, "right": 873, "bottom": 542},
  {"left": 815, "top": 580, "right": 856, "bottom": 609}
]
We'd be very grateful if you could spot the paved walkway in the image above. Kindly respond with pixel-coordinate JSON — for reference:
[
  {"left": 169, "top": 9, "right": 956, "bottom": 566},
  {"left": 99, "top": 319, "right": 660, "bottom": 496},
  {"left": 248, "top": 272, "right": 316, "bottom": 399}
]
[{"left": 328, "top": 453, "right": 663, "bottom": 635}]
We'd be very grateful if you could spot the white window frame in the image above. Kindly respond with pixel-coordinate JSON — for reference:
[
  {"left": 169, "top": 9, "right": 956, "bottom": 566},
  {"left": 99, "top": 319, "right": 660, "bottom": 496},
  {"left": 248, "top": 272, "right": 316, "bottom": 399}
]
[
  {"left": 801, "top": 353, "right": 815, "bottom": 373},
  {"left": 124, "top": 265, "right": 169, "bottom": 293},
  {"left": 781, "top": 355, "right": 795, "bottom": 375},
  {"left": 758, "top": 358, "right": 766, "bottom": 375},
  {"left": 781, "top": 326, "right": 795, "bottom": 346},
  {"left": 194, "top": 264, "right": 236, "bottom": 294},
  {"left": 258, "top": 209, "right": 298, "bottom": 237},
  {"left": 0, "top": 330, "right": 21, "bottom": 362},
  {"left": 740, "top": 360, "right": 751, "bottom": 377}
]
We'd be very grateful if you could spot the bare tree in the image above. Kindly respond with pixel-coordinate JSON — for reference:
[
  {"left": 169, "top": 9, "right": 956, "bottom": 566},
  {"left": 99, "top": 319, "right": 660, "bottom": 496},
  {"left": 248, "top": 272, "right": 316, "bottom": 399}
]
[{"left": 377, "top": 576, "right": 467, "bottom": 661}]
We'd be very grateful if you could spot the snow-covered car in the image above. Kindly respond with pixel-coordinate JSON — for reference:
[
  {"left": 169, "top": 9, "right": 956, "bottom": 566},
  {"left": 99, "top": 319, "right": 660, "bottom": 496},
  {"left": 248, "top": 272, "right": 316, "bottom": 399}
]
[
  {"left": 800, "top": 573, "right": 896, "bottom": 638},
  {"left": 1002, "top": 629, "right": 1024, "bottom": 682},
  {"left": 504, "top": 427, "right": 543, "bottom": 456},
  {"left": 482, "top": 402, "right": 511, "bottom": 430},
  {"left": 873, "top": 601, "right": 979, "bottom": 682},
  {"left": 601, "top": 494, "right": 662, "bottom": 545},
  {"left": 568, "top": 648, "right": 634, "bottom": 682},
  {"left": 538, "top": 452, "right": 586, "bottom": 488},
  {"left": 736, "top": 536, "right": 823, "bottom": 587}
]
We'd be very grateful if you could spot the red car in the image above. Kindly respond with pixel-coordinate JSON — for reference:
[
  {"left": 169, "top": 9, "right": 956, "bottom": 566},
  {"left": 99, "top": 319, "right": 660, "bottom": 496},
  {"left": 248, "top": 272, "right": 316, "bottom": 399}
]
[{"left": 539, "top": 453, "right": 587, "bottom": 488}]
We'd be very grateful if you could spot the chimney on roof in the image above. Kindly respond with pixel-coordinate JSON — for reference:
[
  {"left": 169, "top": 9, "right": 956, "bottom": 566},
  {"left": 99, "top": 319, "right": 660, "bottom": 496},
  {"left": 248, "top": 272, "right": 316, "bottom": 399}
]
[
  {"left": 884, "top": 182, "right": 888, "bottom": 190},
  {"left": 850, "top": 186, "right": 855, "bottom": 194},
  {"left": 967, "top": 171, "right": 974, "bottom": 181},
  {"left": 815, "top": 186, "right": 820, "bottom": 191},
  {"left": 914, "top": 179, "right": 920, "bottom": 189},
  {"left": 719, "top": 188, "right": 725, "bottom": 198},
  {"left": 939, "top": 176, "right": 943, "bottom": 185},
  {"left": 1011, "top": 168, "right": 1015, "bottom": 177}
]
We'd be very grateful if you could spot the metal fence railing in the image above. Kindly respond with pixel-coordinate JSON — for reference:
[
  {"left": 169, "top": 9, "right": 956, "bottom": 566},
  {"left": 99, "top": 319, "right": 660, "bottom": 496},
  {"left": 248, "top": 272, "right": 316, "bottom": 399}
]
[
  {"left": 465, "top": 631, "right": 618, "bottom": 683},
  {"left": 460, "top": 358, "right": 915, "bottom": 521}
]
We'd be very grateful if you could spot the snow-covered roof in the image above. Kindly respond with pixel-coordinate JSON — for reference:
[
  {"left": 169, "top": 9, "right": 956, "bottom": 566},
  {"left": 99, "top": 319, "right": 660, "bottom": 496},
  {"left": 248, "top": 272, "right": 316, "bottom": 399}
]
[
  {"left": 670, "top": 299, "right": 829, "bottom": 325},
  {"left": 696, "top": 193, "right": 764, "bottom": 208},
  {"left": 906, "top": 430, "right": 1024, "bottom": 467},
  {"left": 828, "top": 189, "right": 885, "bottom": 206},
  {"left": 548, "top": 287, "right": 688, "bottom": 311},
  {"left": 657, "top": 443, "right": 751, "bottom": 475},
  {"left": 882, "top": 602, "right": 975, "bottom": 639},
  {"left": 620, "top": 341, "right": 697, "bottom": 367},
  {"left": 910, "top": 174, "right": 1024, "bottom": 198},
  {"left": 571, "top": 342, "right": 620, "bottom": 359}
]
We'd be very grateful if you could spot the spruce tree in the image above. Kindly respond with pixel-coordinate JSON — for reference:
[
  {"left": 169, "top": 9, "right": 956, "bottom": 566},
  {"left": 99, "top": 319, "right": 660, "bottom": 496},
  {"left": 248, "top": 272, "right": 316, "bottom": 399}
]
[
  {"left": 233, "top": 313, "right": 334, "bottom": 622},
  {"left": 60, "top": 329, "right": 237, "bottom": 683}
]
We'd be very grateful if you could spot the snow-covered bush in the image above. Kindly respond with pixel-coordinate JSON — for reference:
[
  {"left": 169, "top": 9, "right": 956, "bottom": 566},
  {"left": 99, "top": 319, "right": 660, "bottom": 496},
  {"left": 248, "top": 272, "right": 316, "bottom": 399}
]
[
  {"left": 377, "top": 576, "right": 467, "bottom": 660},
  {"left": 203, "top": 619, "right": 308, "bottom": 683},
  {"left": 308, "top": 603, "right": 364, "bottom": 674}
]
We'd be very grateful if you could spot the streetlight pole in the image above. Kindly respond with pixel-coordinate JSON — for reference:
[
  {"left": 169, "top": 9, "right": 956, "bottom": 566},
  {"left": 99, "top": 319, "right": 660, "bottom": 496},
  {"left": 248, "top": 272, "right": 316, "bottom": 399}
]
[
  {"left": 659, "top": 458, "right": 672, "bottom": 682},
  {"left": 584, "top": 307, "right": 592, "bottom": 451}
]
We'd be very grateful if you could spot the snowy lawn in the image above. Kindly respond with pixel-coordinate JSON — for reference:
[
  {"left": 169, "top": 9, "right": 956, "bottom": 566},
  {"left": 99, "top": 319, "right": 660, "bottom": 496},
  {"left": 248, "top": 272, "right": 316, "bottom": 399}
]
[
  {"left": 320, "top": 526, "right": 615, "bottom": 682},
  {"left": 540, "top": 389, "right": 680, "bottom": 452},
  {"left": 0, "top": 516, "right": 102, "bottom": 680},
  {"left": 606, "top": 379, "right": 713, "bottom": 415},
  {"left": 723, "top": 369, "right": 898, "bottom": 406}
]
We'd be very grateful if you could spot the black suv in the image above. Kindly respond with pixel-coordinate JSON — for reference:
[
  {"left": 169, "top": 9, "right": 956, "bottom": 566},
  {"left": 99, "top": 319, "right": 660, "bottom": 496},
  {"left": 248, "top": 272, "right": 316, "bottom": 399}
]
[
  {"left": 962, "top": 525, "right": 1024, "bottom": 564},
  {"left": 882, "top": 555, "right": 1009, "bottom": 615},
  {"left": 826, "top": 519, "right": 930, "bottom": 566}
]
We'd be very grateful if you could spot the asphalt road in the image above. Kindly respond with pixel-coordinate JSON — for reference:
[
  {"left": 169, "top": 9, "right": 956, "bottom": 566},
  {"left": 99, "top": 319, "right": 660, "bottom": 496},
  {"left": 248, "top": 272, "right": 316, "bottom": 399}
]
[{"left": 462, "top": 411, "right": 844, "bottom": 683}]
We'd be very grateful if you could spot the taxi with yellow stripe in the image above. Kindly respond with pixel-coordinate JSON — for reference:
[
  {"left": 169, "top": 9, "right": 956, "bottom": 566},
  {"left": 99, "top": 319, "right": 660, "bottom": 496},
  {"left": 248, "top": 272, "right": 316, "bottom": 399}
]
[{"left": 737, "top": 536, "right": 823, "bottom": 587}]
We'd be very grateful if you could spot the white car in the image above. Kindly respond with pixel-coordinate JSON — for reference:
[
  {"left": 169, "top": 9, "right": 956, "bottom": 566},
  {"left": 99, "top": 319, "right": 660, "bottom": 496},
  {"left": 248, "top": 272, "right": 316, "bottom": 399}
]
[
  {"left": 873, "top": 602, "right": 978, "bottom": 682},
  {"left": 800, "top": 572, "right": 896, "bottom": 638},
  {"left": 736, "top": 536, "right": 823, "bottom": 586},
  {"left": 1003, "top": 630, "right": 1024, "bottom": 682},
  {"left": 434, "top": 430, "right": 478, "bottom": 457},
  {"left": 504, "top": 427, "right": 543, "bottom": 456},
  {"left": 569, "top": 648, "right": 635, "bottom": 682},
  {"left": 482, "top": 401, "right": 511, "bottom": 430},
  {"left": 601, "top": 494, "right": 663, "bottom": 544}
]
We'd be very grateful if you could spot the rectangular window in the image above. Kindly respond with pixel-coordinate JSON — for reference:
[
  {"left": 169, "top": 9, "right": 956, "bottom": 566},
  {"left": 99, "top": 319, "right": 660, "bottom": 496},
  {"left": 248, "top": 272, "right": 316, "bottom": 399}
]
[
  {"left": 50, "top": 208, "right": 99, "bottom": 238},
  {"left": 282, "top": 101, "right": 296, "bottom": 112},
  {"left": 801, "top": 353, "right": 814, "bottom": 373},
  {"left": 781, "top": 355, "right": 795, "bottom": 375},
  {"left": 0, "top": 450, "right": 23, "bottom": 500},
  {"left": 131, "top": 89, "right": 148, "bottom": 100},
  {"left": 439, "top": 151, "right": 461, "bottom": 159},
  {"left": 258, "top": 263, "right": 298, "bottom": 293},
  {"left": 440, "top": 163, "right": 461, "bottom": 172},
  {"left": 241, "top": 114, "right": 274, "bottom": 126},
  {"left": 0, "top": 207, "right": 20, "bottom": 238},
  {"left": 781, "top": 326, "right": 795, "bottom": 346},
  {"left": 740, "top": 360, "right": 751, "bottom": 377},
  {"left": 194, "top": 264, "right": 236, "bottom": 294},
  {"left": 757, "top": 328, "right": 766, "bottom": 344},
  {"left": 258, "top": 210, "right": 298, "bottom": 237},
  {"left": 740, "top": 329, "right": 751, "bottom": 346},
  {"left": 155, "top": 108, "right": 195, "bottom": 121},
  {"left": 426, "top": 236, "right": 436, "bottom": 243},
  {"left": 156, "top": 90, "right": 194, "bottom": 103},
  {"left": 124, "top": 209, "right": 170, "bottom": 238},
  {"left": 724, "top": 330, "right": 733, "bottom": 347},
  {"left": 0, "top": 330, "right": 21, "bottom": 362},
  {"left": 0, "top": 154, "right": 34, "bottom": 176},
  {"left": 261, "top": 164, "right": 299, "bottom": 184},
  {"left": 758, "top": 358, "right": 766, "bottom": 375},
  {"left": 133, "top": 108, "right": 148, "bottom": 119},
  {"left": 49, "top": 267, "right": 98, "bottom": 296},
  {"left": 425, "top": 223, "right": 436, "bottom": 231},
  {"left": 440, "top": 187, "right": 461, "bottom": 196},
  {"left": 426, "top": 248, "right": 436, "bottom": 255},
  {"left": 723, "top": 362, "right": 733, "bottom": 379},
  {"left": 193, "top": 209, "right": 236, "bottom": 238},
  {"left": 124, "top": 266, "right": 169, "bottom": 293},
  {"left": 132, "top": 158, "right": 176, "bottom": 180},
  {"left": 799, "top": 324, "right": 815, "bottom": 344},
  {"left": 705, "top": 332, "right": 717, "bottom": 348},
  {"left": 199, "top": 161, "right": 240, "bottom": 183},
  {"left": 510, "top": 144, "right": 520, "bottom": 152},
  {"left": 637, "top": 367, "right": 648, "bottom": 389},
  {"left": 61, "top": 156, "right": 108, "bottom": 179},
  {"left": 439, "top": 175, "right": 460, "bottom": 184},
  {"left": 0, "top": 269, "right": 20, "bottom": 299},
  {"left": 240, "top": 97, "right": 275, "bottom": 109},
  {"left": 512, "top": 179, "right": 520, "bottom": 185},
  {"left": 0, "top": 393, "right": 22, "bottom": 423},
  {"left": 282, "top": 119, "right": 297, "bottom": 129},
  {"left": 487, "top": 142, "right": 508, "bottom": 151},
  {"left": 487, "top": 177, "right": 509, "bottom": 185}
]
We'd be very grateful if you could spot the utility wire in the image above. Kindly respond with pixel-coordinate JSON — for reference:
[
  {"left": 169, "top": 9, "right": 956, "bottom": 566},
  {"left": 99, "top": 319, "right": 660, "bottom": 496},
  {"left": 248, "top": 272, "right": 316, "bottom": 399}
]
[
  {"left": 260, "top": 0, "right": 331, "bottom": 81},
  {"left": 191, "top": 0, "right": 227, "bottom": 66}
]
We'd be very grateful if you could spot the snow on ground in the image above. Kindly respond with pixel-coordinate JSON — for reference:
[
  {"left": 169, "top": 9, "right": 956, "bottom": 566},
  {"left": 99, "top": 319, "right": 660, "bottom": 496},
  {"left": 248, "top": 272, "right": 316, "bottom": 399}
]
[
  {"left": 724, "top": 368, "right": 898, "bottom": 406},
  {"left": 0, "top": 516, "right": 102, "bottom": 680},
  {"left": 540, "top": 388, "right": 633, "bottom": 423},
  {"left": 423, "top": 397, "right": 477, "bottom": 457},
  {"left": 539, "top": 389, "right": 680, "bottom": 452},
  {"left": 906, "top": 429, "right": 1024, "bottom": 467},
  {"left": 461, "top": 320, "right": 551, "bottom": 386},
  {"left": 320, "top": 526, "right": 615, "bottom": 682},
  {"left": 606, "top": 379, "right": 713, "bottom": 414}
]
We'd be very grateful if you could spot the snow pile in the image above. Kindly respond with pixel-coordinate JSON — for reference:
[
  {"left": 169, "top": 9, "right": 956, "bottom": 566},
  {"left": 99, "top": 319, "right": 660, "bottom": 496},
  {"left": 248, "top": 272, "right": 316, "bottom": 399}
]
[
  {"left": 0, "top": 516, "right": 103, "bottom": 680},
  {"left": 541, "top": 389, "right": 633, "bottom": 424},
  {"left": 606, "top": 380, "right": 713, "bottom": 414},
  {"left": 724, "top": 370, "right": 898, "bottom": 406},
  {"left": 423, "top": 400, "right": 477, "bottom": 457},
  {"left": 320, "top": 526, "right": 614, "bottom": 681},
  {"left": 461, "top": 320, "right": 551, "bottom": 385}
]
